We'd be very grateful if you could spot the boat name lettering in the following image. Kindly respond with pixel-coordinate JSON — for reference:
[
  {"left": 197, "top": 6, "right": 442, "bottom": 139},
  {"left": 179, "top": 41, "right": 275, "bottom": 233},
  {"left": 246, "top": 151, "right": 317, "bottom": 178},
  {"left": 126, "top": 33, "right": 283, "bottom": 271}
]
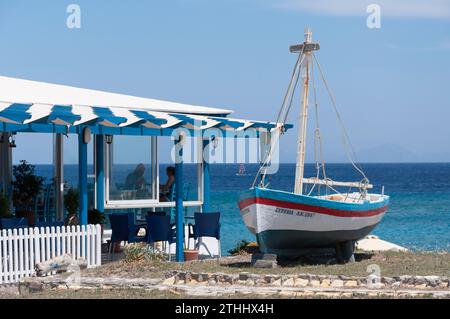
[
  {"left": 296, "top": 210, "right": 314, "bottom": 218},
  {"left": 275, "top": 207, "right": 294, "bottom": 215},
  {"left": 275, "top": 207, "right": 314, "bottom": 218}
]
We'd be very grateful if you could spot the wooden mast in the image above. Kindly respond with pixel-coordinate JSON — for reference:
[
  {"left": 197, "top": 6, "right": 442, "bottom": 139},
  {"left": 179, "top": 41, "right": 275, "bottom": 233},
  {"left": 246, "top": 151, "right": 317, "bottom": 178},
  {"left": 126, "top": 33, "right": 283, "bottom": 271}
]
[{"left": 292, "top": 28, "right": 320, "bottom": 194}]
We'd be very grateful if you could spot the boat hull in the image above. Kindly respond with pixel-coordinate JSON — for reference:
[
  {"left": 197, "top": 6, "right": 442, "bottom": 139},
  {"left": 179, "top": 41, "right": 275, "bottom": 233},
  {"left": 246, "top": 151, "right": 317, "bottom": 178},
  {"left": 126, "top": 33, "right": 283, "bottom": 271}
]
[{"left": 238, "top": 187, "right": 389, "bottom": 257}]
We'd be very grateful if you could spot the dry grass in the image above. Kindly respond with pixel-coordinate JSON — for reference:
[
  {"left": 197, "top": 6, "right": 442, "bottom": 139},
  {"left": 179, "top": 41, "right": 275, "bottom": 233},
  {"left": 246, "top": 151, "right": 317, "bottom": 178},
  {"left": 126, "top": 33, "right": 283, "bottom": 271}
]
[{"left": 84, "top": 251, "right": 450, "bottom": 279}]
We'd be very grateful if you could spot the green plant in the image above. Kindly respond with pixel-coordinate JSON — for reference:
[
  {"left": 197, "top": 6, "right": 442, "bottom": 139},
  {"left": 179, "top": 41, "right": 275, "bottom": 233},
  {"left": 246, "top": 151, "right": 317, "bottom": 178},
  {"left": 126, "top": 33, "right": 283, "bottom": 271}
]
[
  {"left": 228, "top": 239, "right": 259, "bottom": 256},
  {"left": 228, "top": 240, "right": 251, "bottom": 255},
  {"left": 12, "top": 160, "right": 44, "bottom": 211},
  {"left": 64, "top": 188, "right": 79, "bottom": 216},
  {"left": 88, "top": 208, "right": 106, "bottom": 225},
  {"left": 0, "top": 193, "right": 13, "bottom": 218},
  {"left": 123, "top": 243, "right": 166, "bottom": 263}
]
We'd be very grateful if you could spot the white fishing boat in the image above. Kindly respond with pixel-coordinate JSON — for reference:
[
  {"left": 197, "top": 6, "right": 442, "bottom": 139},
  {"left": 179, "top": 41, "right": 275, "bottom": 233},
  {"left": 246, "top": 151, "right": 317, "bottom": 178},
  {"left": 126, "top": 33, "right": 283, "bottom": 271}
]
[{"left": 238, "top": 28, "right": 389, "bottom": 262}]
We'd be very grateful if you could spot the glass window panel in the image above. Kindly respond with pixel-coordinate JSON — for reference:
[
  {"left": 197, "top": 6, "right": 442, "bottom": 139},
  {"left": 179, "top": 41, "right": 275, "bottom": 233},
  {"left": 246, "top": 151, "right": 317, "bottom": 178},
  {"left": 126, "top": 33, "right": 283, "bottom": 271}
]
[
  {"left": 108, "top": 136, "right": 154, "bottom": 201},
  {"left": 158, "top": 136, "right": 200, "bottom": 203}
]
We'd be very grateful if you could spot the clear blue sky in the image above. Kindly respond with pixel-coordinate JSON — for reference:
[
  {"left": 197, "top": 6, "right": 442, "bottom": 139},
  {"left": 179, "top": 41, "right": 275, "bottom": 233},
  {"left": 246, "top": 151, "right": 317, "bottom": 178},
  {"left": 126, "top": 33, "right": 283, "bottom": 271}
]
[{"left": 1, "top": 0, "right": 449, "bottom": 163}]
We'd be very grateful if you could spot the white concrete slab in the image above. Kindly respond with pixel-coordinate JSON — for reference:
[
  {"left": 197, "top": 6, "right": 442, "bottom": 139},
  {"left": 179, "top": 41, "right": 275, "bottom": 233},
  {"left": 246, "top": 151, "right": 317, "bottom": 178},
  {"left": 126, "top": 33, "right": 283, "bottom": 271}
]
[{"left": 356, "top": 235, "right": 408, "bottom": 252}]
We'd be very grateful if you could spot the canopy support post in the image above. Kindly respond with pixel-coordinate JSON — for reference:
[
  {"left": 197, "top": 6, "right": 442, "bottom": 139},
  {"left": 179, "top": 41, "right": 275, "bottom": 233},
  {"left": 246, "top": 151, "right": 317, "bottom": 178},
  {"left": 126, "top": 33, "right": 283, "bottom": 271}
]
[
  {"left": 78, "top": 130, "right": 88, "bottom": 226},
  {"left": 94, "top": 135, "right": 105, "bottom": 213},
  {"left": 175, "top": 136, "right": 184, "bottom": 262},
  {"left": 0, "top": 133, "right": 13, "bottom": 210},
  {"left": 202, "top": 138, "right": 210, "bottom": 213},
  {"left": 54, "top": 133, "right": 64, "bottom": 221}
]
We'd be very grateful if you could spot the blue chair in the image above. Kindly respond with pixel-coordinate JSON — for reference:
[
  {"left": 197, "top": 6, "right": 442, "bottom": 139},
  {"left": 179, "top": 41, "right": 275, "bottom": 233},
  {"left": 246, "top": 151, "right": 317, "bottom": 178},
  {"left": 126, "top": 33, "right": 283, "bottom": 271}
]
[
  {"left": 108, "top": 213, "right": 146, "bottom": 258},
  {"left": 145, "top": 215, "right": 175, "bottom": 261},
  {"left": 34, "top": 189, "right": 46, "bottom": 224},
  {"left": 34, "top": 221, "right": 64, "bottom": 228},
  {"left": 188, "top": 212, "right": 221, "bottom": 259},
  {"left": 0, "top": 218, "right": 29, "bottom": 230},
  {"left": 33, "top": 183, "right": 57, "bottom": 224},
  {"left": 43, "top": 184, "right": 56, "bottom": 222}
]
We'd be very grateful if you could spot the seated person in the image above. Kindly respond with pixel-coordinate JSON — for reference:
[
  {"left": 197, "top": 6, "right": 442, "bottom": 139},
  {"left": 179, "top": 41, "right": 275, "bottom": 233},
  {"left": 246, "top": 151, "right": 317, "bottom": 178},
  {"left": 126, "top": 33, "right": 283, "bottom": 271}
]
[
  {"left": 159, "top": 166, "right": 175, "bottom": 202},
  {"left": 125, "top": 163, "right": 146, "bottom": 191}
]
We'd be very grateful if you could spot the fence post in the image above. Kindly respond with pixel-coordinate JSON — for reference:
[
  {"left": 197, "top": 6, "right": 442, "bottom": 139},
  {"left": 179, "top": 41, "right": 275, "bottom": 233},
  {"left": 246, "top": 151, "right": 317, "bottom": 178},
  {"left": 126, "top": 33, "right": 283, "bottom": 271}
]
[
  {"left": 71, "top": 225, "right": 76, "bottom": 259},
  {"left": 34, "top": 227, "right": 41, "bottom": 265},
  {"left": 39, "top": 227, "right": 45, "bottom": 262},
  {"left": 12, "top": 229, "right": 18, "bottom": 282},
  {"left": 81, "top": 225, "right": 86, "bottom": 262},
  {"left": 56, "top": 226, "right": 61, "bottom": 258},
  {"left": 2, "top": 230, "right": 8, "bottom": 283},
  {"left": 50, "top": 226, "right": 56, "bottom": 259},
  {"left": 96, "top": 224, "right": 101, "bottom": 266},
  {"left": 61, "top": 226, "right": 66, "bottom": 256},
  {"left": 0, "top": 230, "right": 3, "bottom": 284},
  {"left": 44, "top": 227, "right": 50, "bottom": 261},
  {"left": 18, "top": 228, "right": 24, "bottom": 279},
  {"left": 27, "top": 228, "right": 33, "bottom": 277},
  {"left": 86, "top": 225, "right": 91, "bottom": 266}
]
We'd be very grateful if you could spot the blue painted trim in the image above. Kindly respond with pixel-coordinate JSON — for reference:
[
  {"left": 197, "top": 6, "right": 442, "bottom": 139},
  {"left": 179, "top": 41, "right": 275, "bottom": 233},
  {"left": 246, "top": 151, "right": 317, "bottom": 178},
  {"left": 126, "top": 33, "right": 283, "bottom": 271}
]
[
  {"left": 170, "top": 114, "right": 206, "bottom": 127},
  {"left": 78, "top": 132, "right": 88, "bottom": 226},
  {"left": 1, "top": 124, "right": 289, "bottom": 141},
  {"left": 130, "top": 110, "right": 167, "bottom": 127},
  {"left": 0, "top": 103, "right": 293, "bottom": 135},
  {"left": 202, "top": 139, "right": 211, "bottom": 212},
  {"left": 238, "top": 187, "right": 389, "bottom": 212},
  {"left": 92, "top": 106, "right": 127, "bottom": 126},
  {"left": 95, "top": 135, "right": 105, "bottom": 213},
  {"left": 0, "top": 103, "right": 33, "bottom": 123},
  {"left": 209, "top": 117, "right": 244, "bottom": 129},
  {"left": 49, "top": 105, "right": 81, "bottom": 124},
  {"left": 175, "top": 137, "right": 184, "bottom": 262}
]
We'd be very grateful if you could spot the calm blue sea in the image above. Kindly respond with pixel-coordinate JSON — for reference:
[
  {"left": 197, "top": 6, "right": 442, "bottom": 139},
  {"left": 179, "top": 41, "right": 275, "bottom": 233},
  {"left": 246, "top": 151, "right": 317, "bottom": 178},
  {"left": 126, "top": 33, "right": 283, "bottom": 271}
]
[{"left": 33, "top": 163, "right": 450, "bottom": 254}]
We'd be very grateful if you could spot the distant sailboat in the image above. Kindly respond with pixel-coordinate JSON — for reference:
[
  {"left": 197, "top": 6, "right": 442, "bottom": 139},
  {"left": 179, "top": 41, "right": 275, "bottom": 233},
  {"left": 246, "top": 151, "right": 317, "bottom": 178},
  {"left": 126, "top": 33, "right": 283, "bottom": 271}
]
[
  {"left": 236, "top": 164, "right": 247, "bottom": 176},
  {"left": 237, "top": 28, "right": 389, "bottom": 262}
]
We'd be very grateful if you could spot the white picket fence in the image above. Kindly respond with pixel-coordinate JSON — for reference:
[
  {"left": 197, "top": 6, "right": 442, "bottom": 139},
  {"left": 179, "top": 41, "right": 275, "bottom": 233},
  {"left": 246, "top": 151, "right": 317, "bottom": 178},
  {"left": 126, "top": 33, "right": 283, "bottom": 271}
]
[{"left": 0, "top": 224, "right": 102, "bottom": 284}]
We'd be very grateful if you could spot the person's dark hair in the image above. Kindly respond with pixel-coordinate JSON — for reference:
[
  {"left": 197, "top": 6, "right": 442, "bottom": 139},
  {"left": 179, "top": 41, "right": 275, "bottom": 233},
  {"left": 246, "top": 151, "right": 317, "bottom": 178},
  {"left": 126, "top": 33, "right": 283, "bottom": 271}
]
[{"left": 166, "top": 166, "right": 175, "bottom": 175}]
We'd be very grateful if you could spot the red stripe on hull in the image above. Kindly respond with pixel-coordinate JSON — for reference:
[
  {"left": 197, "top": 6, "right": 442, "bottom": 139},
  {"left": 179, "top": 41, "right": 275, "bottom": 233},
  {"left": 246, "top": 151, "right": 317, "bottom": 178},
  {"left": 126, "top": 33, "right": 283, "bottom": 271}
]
[{"left": 238, "top": 197, "right": 387, "bottom": 218}]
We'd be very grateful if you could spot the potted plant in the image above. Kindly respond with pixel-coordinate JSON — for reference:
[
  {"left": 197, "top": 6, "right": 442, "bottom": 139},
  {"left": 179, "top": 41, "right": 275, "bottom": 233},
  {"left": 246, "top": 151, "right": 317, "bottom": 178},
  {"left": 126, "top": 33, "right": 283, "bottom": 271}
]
[
  {"left": 12, "top": 160, "right": 44, "bottom": 226},
  {"left": 64, "top": 187, "right": 79, "bottom": 226},
  {"left": 183, "top": 240, "right": 199, "bottom": 262}
]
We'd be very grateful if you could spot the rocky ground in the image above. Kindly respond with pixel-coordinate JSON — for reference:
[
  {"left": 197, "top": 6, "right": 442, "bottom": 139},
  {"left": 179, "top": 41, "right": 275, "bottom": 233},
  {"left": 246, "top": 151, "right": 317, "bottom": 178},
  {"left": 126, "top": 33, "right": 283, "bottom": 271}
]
[
  {"left": 88, "top": 251, "right": 450, "bottom": 278},
  {"left": 2, "top": 251, "right": 450, "bottom": 299}
]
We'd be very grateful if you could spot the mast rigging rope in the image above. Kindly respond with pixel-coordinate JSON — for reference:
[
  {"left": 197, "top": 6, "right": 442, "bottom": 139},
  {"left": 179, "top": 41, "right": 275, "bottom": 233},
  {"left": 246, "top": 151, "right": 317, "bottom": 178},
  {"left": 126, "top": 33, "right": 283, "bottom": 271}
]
[
  {"left": 312, "top": 53, "right": 369, "bottom": 185},
  {"left": 252, "top": 47, "right": 370, "bottom": 195},
  {"left": 252, "top": 48, "right": 306, "bottom": 188}
]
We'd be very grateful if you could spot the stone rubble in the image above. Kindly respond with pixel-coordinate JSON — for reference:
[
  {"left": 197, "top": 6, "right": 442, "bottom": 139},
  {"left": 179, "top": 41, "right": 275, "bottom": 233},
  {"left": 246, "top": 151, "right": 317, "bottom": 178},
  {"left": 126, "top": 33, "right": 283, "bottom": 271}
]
[
  {"left": 161, "top": 271, "right": 450, "bottom": 291},
  {"left": 17, "top": 270, "right": 450, "bottom": 298}
]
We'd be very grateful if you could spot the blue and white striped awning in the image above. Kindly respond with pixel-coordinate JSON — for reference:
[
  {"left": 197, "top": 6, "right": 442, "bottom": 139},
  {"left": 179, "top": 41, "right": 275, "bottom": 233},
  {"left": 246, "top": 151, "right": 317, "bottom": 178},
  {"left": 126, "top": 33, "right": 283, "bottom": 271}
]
[
  {"left": 0, "top": 102, "right": 291, "bottom": 136},
  {"left": 0, "top": 76, "right": 291, "bottom": 136}
]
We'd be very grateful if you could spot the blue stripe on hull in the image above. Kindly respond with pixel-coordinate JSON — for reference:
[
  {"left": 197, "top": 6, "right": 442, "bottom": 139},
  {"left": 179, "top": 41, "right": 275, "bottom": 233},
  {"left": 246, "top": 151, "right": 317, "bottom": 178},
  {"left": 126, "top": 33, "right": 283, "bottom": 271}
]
[
  {"left": 256, "top": 224, "right": 378, "bottom": 257},
  {"left": 238, "top": 187, "right": 389, "bottom": 212}
]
